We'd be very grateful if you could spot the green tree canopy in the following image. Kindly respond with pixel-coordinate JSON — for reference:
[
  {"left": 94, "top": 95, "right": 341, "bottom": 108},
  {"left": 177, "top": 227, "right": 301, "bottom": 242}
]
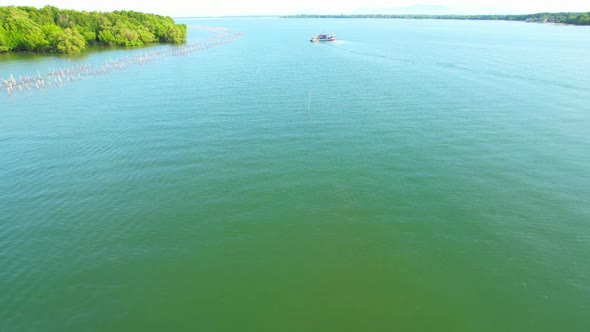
[
  {"left": 56, "top": 28, "right": 85, "bottom": 54},
  {"left": 0, "top": 5, "right": 187, "bottom": 54}
]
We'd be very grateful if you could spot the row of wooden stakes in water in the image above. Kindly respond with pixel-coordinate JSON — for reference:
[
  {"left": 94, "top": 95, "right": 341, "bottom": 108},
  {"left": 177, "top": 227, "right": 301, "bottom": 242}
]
[{"left": 1, "top": 27, "right": 243, "bottom": 97}]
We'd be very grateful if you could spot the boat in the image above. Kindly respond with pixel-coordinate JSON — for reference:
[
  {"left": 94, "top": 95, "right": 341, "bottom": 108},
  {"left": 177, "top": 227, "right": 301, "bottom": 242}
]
[{"left": 310, "top": 33, "right": 335, "bottom": 42}]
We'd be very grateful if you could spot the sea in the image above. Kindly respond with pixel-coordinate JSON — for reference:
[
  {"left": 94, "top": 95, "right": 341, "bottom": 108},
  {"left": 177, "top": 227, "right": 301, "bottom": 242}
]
[{"left": 1, "top": 17, "right": 589, "bottom": 331}]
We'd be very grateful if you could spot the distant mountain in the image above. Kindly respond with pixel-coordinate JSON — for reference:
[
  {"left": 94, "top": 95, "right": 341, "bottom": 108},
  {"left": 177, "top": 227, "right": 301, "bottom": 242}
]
[{"left": 354, "top": 4, "right": 456, "bottom": 15}]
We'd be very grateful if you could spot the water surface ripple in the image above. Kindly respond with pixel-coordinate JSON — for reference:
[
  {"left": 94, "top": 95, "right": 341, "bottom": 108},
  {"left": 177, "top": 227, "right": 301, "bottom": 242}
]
[{"left": 1, "top": 18, "right": 589, "bottom": 331}]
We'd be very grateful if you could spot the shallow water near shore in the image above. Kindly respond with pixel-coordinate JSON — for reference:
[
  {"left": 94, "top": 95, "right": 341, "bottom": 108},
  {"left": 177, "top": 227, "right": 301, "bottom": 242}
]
[{"left": 1, "top": 18, "right": 590, "bottom": 331}]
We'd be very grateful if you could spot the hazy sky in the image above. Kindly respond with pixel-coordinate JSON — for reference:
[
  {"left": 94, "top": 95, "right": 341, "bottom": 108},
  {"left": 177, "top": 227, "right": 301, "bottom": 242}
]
[{"left": 1, "top": 0, "right": 588, "bottom": 17}]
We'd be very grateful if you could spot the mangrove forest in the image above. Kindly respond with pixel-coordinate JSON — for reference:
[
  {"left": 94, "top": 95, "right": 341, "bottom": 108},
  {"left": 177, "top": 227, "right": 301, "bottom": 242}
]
[{"left": 0, "top": 6, "right": 187, "bottom": 54}]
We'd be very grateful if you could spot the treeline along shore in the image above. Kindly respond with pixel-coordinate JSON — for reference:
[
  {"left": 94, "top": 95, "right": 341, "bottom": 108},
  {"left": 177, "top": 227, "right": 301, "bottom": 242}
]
[
  {"left": 0, "top": 6, "right": 187, "bottom": 54},
  {"left": 283, "top": 12, "right": 590, "bottom": 26}
]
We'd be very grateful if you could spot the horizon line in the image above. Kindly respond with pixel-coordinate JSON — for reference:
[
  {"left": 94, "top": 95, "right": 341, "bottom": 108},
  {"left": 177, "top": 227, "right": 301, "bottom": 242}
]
[{"left": 173, "top": 10, "right": 590, "bottom": 19}]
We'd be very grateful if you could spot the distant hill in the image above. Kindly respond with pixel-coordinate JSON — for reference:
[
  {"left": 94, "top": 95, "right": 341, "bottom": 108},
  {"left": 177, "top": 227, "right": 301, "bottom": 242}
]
[
  {"left": 283, "top": 12, "right": 590, "bottom": 26},
  {"left": 354, "top": 4, "right": 454, "bottom": 15}
]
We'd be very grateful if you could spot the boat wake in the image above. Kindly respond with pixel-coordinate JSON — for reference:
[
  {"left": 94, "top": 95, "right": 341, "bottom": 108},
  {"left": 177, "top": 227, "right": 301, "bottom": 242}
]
[{"left": 328, "top": 42, "right": 415, "bottom": 65}]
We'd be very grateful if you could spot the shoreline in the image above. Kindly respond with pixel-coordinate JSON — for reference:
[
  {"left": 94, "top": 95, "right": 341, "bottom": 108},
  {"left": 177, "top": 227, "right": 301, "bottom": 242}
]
[{"left": 281, "top": 12, "right": 590, "bottom": 26}]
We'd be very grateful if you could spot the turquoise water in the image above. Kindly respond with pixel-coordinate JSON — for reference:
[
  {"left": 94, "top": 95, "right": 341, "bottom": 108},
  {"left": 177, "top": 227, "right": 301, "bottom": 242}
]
[{"left": 1, "top": 18, "right": 589, "bottom": 331}]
